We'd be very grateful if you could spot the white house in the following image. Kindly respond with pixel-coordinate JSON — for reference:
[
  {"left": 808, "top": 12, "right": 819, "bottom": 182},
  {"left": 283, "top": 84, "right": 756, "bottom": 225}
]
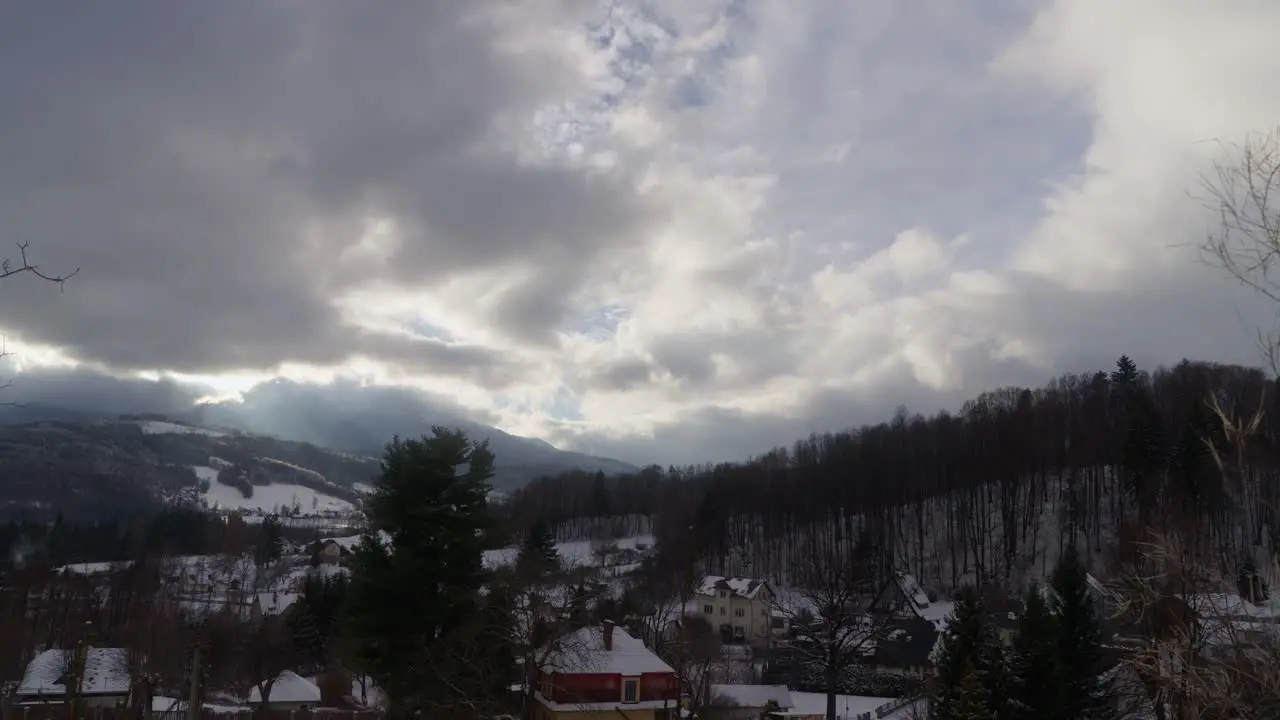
[
  {"left": 695, "top": 576, "right": 777, "bottom": 646},
  {"left": 16, "top": 647, "right": 130, "bottom": 708}
]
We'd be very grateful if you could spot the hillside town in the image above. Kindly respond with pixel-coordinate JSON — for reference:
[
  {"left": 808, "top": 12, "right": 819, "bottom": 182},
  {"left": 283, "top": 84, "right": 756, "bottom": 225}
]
[{"left": 5, "top": 389, "right": 1280, "bottom": 720}]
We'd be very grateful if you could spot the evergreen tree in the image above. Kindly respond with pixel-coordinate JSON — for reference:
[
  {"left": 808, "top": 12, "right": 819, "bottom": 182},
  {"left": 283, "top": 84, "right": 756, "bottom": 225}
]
[
  {"left": 931, "top": 586, "right": 1003, "bottom": 720},
  {"left": 951, "top": 662, "right": 994, "bottom": 720},
  {"left": 1050, "top": 546, "right": 1111, "bottom": 719},
  {"left": 517, "top": 519, "right": 559, "bottom": 576},
  {"left": 1007, "top": 583, "right": 1060, "bottom": 720},
  {"left": 1109, "top": 355, "right": 1138, "bottom": 389},
  {"left": 344, "top": 428, "right": 495, "bottom": 718},
  {"left": 257, "top": 513, "right": 284, "bottom": 565}
]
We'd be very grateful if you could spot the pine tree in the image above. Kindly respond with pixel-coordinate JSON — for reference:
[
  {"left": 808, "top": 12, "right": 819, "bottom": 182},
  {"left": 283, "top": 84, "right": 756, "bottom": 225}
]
[
  {"left": 1109, "top": 355, "right": 1138, "bottom": 389},
  {"left": 1007, "top": 583, "right": 1060, "bottom": 720},
  {"left": 932, "top": 586, "right": 1002, "bottom": 720},
  {"left": 951, "top": 662, "right": 994, "bottom": 720},
  {"left": 517, "top": 519, "right": 559, "bottom": 577},
  {"left": 1050, "top": 546, "right": 1111, "bottom": 719},
  {"left": 344, "top": 428, "right": 495, "bottom": 718}
]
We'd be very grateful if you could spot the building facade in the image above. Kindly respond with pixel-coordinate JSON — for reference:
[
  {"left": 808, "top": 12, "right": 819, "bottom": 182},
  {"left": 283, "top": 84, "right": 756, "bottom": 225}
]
[
  {"left": 695, "top": 576, "right": 778, "bottom": 646},
  {"left": 534, "top": 621, "right": 681, "bottom": 720}
]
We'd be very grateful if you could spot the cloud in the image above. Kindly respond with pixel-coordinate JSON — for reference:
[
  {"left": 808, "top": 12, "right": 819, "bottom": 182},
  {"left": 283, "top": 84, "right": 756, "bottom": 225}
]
[{"left": 2, "top": 0, "right": 1279, "bottom": 467}]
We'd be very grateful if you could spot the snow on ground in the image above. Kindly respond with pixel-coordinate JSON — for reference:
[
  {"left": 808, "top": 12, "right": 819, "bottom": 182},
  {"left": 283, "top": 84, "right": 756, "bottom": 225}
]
[
  {"left": 353, "top": 482, "right": 375, "bottom": 495},
  {"left": 199, "top": 476, "right": 355, "bottom": 514},
  {"left": 482, "top": 534, "right": 654, "bottom": 569},
  {"left": 790, "top": 691, "right": 918, "bottom": 719},
  {"left": 136, "top": 420, "right": 228, "bottom": 438}
]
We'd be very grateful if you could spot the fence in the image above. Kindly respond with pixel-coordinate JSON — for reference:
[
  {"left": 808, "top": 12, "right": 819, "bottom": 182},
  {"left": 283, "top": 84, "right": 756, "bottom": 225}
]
[{"left": 8, "top": 706, "right": 381, "bottom": 720}]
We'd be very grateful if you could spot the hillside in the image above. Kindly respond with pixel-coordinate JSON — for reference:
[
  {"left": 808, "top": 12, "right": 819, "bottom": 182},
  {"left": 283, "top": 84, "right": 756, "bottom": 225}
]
[
  {"left": 185, "top": 392, "right": 638, "bottom": 489},
  {"left": 0, "top": 405, "right": 637, "bottom": 520},
  {"left": 0, "top": 415, "right": 378, "bottom": 521}
]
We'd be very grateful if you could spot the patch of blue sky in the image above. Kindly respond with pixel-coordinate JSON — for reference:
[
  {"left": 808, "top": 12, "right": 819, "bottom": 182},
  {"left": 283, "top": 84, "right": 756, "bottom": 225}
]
[{"left": 403, "top": 318, "right": 455, "bottom": 343}]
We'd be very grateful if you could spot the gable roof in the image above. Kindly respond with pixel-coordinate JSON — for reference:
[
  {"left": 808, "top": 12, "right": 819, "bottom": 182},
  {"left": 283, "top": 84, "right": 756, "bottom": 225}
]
[
  {"left": 18, "top": 648, "right": 130, "bottom": 697},
  {"left": 539, "top": 624, "right": 674, "bottom": 675},
  {"left": 697, "top": 576, "right": 770, "bottom": 600}
]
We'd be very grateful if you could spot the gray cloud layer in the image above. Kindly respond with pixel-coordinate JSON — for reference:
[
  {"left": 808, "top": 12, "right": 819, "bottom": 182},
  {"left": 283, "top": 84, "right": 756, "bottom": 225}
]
[
  {"left": 2, "top": 1, "right": 1279, "bottom": 467},
  {"left": 0, "top": 2, "right": 646, "bottom": 375}
]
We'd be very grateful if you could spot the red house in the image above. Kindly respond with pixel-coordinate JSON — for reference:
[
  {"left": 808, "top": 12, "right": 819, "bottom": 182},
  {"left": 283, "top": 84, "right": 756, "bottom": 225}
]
[{"left": 534, "top": 620, "right": 680, "bottom": 719}]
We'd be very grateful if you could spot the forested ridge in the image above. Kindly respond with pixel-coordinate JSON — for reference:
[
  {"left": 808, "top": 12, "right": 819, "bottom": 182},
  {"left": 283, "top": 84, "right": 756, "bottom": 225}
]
[{"left": 504, "top": 357, "right": 1280, "bottom": 591}]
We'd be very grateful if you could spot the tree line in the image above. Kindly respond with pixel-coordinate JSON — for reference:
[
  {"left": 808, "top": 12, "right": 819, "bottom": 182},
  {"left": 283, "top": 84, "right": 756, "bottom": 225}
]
[{"left": 503, "top": 357, "right": 1280, "bottom": 591}]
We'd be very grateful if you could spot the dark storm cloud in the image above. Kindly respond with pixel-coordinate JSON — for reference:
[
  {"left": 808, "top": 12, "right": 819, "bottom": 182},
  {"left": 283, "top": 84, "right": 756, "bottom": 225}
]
[
  {"left": 0, "top": 367, "right": 204, "bottom": 417},
  {"left": 0, "top": 2, "right": 649, "bottom": 374}
]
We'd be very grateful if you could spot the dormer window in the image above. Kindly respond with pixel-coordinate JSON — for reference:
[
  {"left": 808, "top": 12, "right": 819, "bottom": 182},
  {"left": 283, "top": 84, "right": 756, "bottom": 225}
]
[{"left": 622, "top": 677, "right": 639, "bottom": 703}]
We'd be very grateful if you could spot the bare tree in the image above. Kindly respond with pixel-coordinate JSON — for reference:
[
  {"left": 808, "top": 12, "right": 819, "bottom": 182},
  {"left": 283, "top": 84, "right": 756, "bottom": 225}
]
[
  {"left": 242, "top": 616, "right": 296, "bottom": 714},
  {"left": 495, "top": 560, "right": 597, "bottom": 720},
  {"left": 1114, "top": 530, "right": 1280, "bottom": 719},
  {"left": 1202, "top": 128, "right": 1280, "bottom": 374},
  {"left": 661, "top": 615, "right": 724, "bottom": 720},
  {"left": 0, "top": 242, "right": 78, "bottom": 398},
  {"left": 768, "top": 536, "right": 892, "bottom": 720}
]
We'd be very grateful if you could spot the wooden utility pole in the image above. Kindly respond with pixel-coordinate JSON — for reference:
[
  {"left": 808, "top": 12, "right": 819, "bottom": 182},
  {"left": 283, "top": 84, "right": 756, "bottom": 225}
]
[{"left": 186, "top": 645, "right": 201, "bottom": 720}]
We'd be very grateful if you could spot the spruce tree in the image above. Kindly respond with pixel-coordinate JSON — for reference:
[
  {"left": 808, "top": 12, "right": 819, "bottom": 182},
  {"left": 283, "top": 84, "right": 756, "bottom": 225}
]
[
  {"left": 344, "top": 428, "right": 495, "bottom": 718},
  {"left": 951, "top": 662, "right": 994, "bottom": 720},
  {"left": 517, "top": 519, "right": 560, "bottom": 577},
  {"left": 1109, "top": 355, "right": 1138, "bottom": 389},
  {"left": 1007, "top": 583, "right": 1060, "bottom": 720},
  {"left": 1050, "top": 546, "right": 1111, "bottom": 719},
  {"left": 931, "top": 586, "right": 1002, "bottom": 720}
]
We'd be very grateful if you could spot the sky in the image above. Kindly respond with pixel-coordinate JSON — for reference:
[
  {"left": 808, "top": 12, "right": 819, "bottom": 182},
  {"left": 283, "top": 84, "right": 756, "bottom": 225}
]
[{"left": 1, "top": 0, "right": 1279, "bottom": 467}]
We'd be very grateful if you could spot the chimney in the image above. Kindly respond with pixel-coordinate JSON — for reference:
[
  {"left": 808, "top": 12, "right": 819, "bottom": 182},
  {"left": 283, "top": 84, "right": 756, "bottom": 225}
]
[{"left": 602, "top": 619, "right": 615, "bottom": 651}]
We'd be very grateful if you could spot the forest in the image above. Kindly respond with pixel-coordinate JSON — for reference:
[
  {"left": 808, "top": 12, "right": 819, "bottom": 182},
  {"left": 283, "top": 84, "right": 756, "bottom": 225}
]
[{"left": 502, "top": 356, "right": 1280, "bottom": 593}]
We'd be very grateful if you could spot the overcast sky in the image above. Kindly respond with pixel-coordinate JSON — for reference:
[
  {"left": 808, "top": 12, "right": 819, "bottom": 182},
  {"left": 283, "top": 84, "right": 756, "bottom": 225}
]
[{"left": 1, "top": 1, "right": 1278, "bottom": 466}]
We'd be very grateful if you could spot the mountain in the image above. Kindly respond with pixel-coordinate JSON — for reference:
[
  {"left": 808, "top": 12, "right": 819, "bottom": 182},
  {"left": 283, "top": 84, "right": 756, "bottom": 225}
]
[
  {"left": 181, "top": 386, "right": 638, "bottom": 488},
  {"left": 0, "top": 402, "right": 636, "bottom": 519}
]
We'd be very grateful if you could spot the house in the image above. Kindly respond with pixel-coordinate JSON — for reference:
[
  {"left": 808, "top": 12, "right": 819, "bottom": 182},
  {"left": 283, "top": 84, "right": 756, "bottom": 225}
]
[
  {"left": 16, "top": 647, "right": 130, "bottom": 708},
  {"left": 248, "top": 671, "right": 321, "bottom": 710},
  {"left": 868, "top": 617, "right": 938, "bottom": 679},
  {"left": 706, "top": 684, "right": 793, "bottom": 720},
  {"left": 312, "top": 536, "right": 358, "bottom": 565},
  {"left": 696, "top": 576, "right": 777, "bottom": 646},
  {"left": 534, "top": 620, "right": 681, "bottom": 720},
  {"left": 870, "top": 573, "right": 933, "bottom": 619}
]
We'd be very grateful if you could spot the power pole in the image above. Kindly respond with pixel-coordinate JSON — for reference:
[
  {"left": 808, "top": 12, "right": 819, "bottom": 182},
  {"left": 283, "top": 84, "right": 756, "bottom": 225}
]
[{"left": 186, "top": 644, "right": 201, "bottom": 720}]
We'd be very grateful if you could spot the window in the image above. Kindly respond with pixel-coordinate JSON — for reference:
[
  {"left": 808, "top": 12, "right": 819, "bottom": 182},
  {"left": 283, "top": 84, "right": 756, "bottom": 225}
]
[
  {"left": 718, "top": 591, "right": 727, "bottom": 599},
  {"left": 622, "top": 678, "right": 639, "bottom": 703},
  {"left": 734, "top": 608, "right": 745, "bottom": 618},
  {"left": 703, "top": 604, "right": 713, "bottom": 614},
  {"left": 719, "top": 606, "right": 726, "bottom": 616}
]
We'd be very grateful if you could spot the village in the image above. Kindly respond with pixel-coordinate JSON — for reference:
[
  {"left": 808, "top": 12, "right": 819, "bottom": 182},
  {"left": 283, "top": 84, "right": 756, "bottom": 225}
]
[{"left": 5, "top": 514, "right": 1277, "bottom": 720}]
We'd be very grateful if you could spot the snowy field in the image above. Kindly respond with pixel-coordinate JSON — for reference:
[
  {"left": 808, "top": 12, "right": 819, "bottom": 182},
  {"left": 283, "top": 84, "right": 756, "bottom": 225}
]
[
  {"left": 194, "top": 466, "right": 355, "bottom": 514},
  {"left": 135, "top": 420, "right": 228, "bottom": 437},
  {"left": 790, "top": 692, "right": 921, "bottom": 719},
  {"left": 482, "top": 534, "right": 654, "bottom": 570}
]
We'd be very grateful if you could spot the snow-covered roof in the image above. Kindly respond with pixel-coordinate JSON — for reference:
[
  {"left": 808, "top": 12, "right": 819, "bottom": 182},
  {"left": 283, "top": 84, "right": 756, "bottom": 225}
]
[
  {"left": 710, "top": 684, "right": 793, "bottom": 709},
  {"left": 698, "top": 576, "right": 770, "bottom": 600},
  {"left": 540, "top": 623, "right": 674, "bottom": 675},
  {"left": 895, "top": 573, "right": 931, "bottom": 610},
  {"left": 1183, "top": 592, "right": 1270, "bottom": 619},
  {"left": 254, "top": 591, "right": 299, "bottom": 616},
  {"left": 248, "top": 671, "right": 321, "bottom": 704},
  {"left": 18, "top": 648, "right": 130, "bottom": 697}
]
